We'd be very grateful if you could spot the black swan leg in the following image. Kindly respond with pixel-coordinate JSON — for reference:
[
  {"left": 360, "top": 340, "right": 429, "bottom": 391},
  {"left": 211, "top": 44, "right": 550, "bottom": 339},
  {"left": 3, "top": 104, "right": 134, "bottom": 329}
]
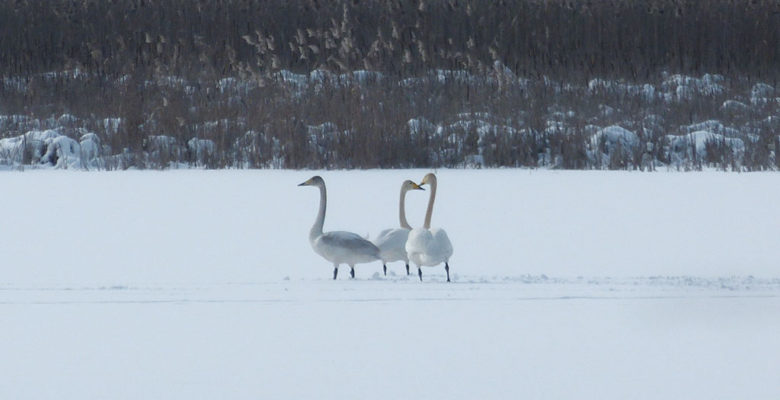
[
  {"left": 333, "top": 265, "right": 338, "bottom": 280},
  {"left": 445, "top": 262, "right": 450, "bottom": 282},
  {"left": 350, "top": 266, "right": 355, "bottom": 279},
  {"left": 383, "top": 264, "right": 387, "bottom": 276},
  {"left": 406, "top": 264, "right": 410, "bottom": 275},
  {"left": 418, "top": 267, "right": 423, "bottom": 282}
]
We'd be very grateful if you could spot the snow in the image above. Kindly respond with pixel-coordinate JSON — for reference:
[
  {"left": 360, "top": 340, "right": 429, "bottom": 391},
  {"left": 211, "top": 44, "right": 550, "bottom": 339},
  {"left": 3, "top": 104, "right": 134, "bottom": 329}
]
[
  {"left": 667, "top": 130, "right": 745, "bottom": 162},
  {"left": 187, "top": 138, "right": 216, "bottom": 166},
  {"left": 662, "top": 73, "right": 725, "bottom": 101},
  {"left": 79, "top": 133, "right": 103, "bottom": 169},
  {"left": 590, "top": 125, "right": 640, "bottom": 157},
  {"left": 407, "top": 117, "right": 436, "bottom": 139},
  {"left": 750, "top": 82, "right": 776, "bottom": 106},
  {"left": 681, "top": 120, "right": 740, "bottom": 137},
  {"left": 144, "top": 135, "right": 185, "bottom": 161},
  {"left": 0, "top": 129, "right": 89, "bottom": 168},
  {"left": 40, "top": 135, "right": 81, "bottom": 168},
  {"left": 1, "top": 169, "right": 779, "bottom": 399},
  {"left": 721, "top": 99, "right": 749, "bottom": 113},
  {"left": 401, "top": 69, "right": 478, "bottom": 87},
  {"left": 0, "top": 135, "right": 24, "bottom": 165},
  {"left": 102, "top": 117, "right": 122, "bottom": 136},
  {"left": 751, "top": 82, "right": 774, "bottom": 98},
  {"left": 2, "top": 72, "right": 776, "bottom": 171},
  {"left": 588, "top": 78, "right": 655, "bottom": 101}
]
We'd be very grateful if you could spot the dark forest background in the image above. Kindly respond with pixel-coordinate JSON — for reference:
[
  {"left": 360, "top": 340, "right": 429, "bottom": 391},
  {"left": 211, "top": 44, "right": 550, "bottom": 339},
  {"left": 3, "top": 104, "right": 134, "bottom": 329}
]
[{"left": 0, "top": 0, "right": 778, "bottom": 170}]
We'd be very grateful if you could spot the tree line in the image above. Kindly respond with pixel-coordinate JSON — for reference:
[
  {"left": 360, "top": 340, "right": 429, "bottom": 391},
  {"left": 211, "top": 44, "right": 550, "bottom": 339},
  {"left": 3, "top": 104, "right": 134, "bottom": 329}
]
[
  {"left": 0, "top": 0, "right": 777, "bottom": 170},
  {"left": 1, "top": 0, "right": 777, "bottom": 79}
]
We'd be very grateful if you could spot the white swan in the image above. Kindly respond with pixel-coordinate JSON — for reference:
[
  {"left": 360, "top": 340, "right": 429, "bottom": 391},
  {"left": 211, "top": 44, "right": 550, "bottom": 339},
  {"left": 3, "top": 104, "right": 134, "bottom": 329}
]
[
  {"left": 372, "top": 180, "right": 425, "bottom": 276},
  {"left": 405, "top": 173, "right": 454, "bottom": 282},
  {"left": 299, "top": 176, "right": 380, "bottom": 279}
]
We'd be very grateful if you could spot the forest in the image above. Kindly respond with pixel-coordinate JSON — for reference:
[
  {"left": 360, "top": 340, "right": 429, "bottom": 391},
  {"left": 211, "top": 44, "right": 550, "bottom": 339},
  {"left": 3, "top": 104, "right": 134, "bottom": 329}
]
[{"left": 0, "top": 0, "right": 777, "bottom": 170}]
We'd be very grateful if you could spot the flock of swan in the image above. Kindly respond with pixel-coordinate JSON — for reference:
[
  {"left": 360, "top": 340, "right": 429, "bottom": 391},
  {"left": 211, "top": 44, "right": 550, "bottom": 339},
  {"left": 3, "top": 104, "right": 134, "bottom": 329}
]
[{"left": 298, "top": 173, "right": 453, "bottom": 282}]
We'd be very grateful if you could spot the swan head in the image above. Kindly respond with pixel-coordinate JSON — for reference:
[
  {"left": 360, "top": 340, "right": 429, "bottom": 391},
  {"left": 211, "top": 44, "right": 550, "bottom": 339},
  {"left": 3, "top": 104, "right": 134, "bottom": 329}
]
[
  {"left": 298, "top": 176, "right": 325, "bottom": 187},
  {"left": 402, "top": 179, "right": 425, "bottom": 192},
  {"left": 419, "top": 173, "right": 437, "bottom": 187}
]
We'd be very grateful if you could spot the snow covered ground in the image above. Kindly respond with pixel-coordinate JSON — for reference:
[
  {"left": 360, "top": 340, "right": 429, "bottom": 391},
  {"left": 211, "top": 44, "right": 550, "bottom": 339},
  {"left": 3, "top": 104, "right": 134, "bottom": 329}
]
[{"left": 1, "top": 169, "right": 779, "bottom": 399}]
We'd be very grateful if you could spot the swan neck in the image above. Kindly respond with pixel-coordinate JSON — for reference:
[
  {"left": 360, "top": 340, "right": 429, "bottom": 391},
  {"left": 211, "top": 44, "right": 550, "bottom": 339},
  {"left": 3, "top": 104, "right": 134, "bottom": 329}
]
[
  {"left": 399, "top": 187, "right": 411, "bottom": 229},
  {"left": 423, "top": 178, "right": 436, "bottom": 229},
  {"left": 310, "top": 183, "right": 326, "bottom": 240}
]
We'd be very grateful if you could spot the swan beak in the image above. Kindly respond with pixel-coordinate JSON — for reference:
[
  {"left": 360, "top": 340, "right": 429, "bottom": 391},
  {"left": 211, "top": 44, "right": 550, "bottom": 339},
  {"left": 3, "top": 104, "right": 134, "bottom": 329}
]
[
  {"left": 298, "top": 180, "right": 309, "bottom": 186},
  {"left": 412, "top": 183, "right": 425, "bottom": 190}
]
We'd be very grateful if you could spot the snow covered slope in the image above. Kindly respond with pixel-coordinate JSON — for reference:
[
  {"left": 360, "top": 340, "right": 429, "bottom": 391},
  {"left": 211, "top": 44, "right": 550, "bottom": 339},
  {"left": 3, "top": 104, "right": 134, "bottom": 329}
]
[{"left": 1, "top": 170, "right": 778, "bottom": 399}]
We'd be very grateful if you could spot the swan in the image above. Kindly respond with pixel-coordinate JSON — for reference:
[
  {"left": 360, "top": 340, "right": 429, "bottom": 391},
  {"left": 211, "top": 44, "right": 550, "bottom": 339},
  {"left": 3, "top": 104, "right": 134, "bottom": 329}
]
[
  {"left": 298, "top": 176, "right": 380, "bottom": 279},
  {"left": 405, "top": 173, "right": 454, "bottom": 282},
  {"left": 372, "top": 180, "right": 425, "bottom": 276}
]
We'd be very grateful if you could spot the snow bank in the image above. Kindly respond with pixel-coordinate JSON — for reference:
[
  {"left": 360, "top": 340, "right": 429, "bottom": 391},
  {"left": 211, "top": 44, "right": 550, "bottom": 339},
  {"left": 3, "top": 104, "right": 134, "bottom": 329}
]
[
  {"left": 721, "top": 99, "right": 749, "bottom": 113},
  {"left": 0, "top": 129, "right": 98, "bottom": 168},
  {"left": 144, "top": 135, "right": 185, "bottom": 162},
  {"left": 187, "top": 138, "right": 216, "bottom": 166},
  {"left": 666, "top": 130, "right": 745, "bottom": 164},
  {"left": 588, "top": 78, "right": 655, "bottom": 101},
  {"left": 750, "top": 82, "right": 776, "bottom": 105},
  {"left": 40, "top": 135, "right": 81, "bottom": 169},
  {"left": 662, "top": 73, "right": 725, "bottom": 101},
  {"left": 80, "top": 133, "right": 104, "bottom": 169},
  {"left": 0, "top": 135, "right": 25, "bottom": 165},
  {"left": 590, "top": 125, "right": 640, "bottom": 155},
  {"left": 681, "top": 120, "right": 740, "bottom": 137}
]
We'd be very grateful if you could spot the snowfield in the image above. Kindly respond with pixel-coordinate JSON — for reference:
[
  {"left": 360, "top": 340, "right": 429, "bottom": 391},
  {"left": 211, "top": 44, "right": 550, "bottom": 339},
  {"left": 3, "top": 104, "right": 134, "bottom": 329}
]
[{"left": 1, "top": 169, "right": 779, "bottom": 399}]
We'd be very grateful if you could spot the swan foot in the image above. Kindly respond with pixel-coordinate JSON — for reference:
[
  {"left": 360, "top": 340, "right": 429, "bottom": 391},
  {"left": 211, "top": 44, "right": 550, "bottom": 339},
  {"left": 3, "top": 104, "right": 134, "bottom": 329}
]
[
  {"left": 383, "top": 264, "right": 387, "bottom": 276},
  {"left": 333, "top": 266, "right": 338, "bottom": 280},
  {"left": 406, "top": 264, "right": 410, "bottom": 275},
  {"left": 418, "top": 267, "right": 423, "bottom": 282},
  {"left": 350, "top": 266, "right": 355, "bottom": 279},
  {"left": 445, "top": 262, "right": 450, "bottom": 282}
]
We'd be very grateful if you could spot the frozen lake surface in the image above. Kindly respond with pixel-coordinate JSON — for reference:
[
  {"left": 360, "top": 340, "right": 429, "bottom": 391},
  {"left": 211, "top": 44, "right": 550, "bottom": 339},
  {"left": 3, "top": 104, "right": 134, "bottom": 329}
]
[{"left": 1, "top": 170, "right": 778, "bottom": 399}]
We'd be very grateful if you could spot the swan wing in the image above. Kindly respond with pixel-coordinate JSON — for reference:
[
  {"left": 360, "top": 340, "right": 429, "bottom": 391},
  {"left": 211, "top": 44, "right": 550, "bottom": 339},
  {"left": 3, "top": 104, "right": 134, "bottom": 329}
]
[
  {"left": 406, "top": 228, "right": 452, "bottom": 266},
  {"left": 315, "top": 231, "right": 380, "bottom": 264},
  {"left": 373, "top": 228, "right": 410, "bottom": 248},
  {"left": 373, "top": 228, "right": 411, "bottom": 262},
  {"left": 374, "top": 228, "right": 395, "bottom": 242},
  {"left": 321, "top": 231, "right": 380, "bottom": 254},
  {"left": 431, "top": 228, "right": 453, "bottom": 260}
]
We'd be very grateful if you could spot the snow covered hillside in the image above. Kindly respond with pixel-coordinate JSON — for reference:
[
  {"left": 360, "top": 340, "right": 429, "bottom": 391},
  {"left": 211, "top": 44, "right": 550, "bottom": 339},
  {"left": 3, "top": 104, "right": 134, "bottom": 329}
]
[
  {"left": 2, "top": 71, "right": 777, "bottom": 170},
  {"left": 1, "top": 170, "right": 778, "bottom": 399}
]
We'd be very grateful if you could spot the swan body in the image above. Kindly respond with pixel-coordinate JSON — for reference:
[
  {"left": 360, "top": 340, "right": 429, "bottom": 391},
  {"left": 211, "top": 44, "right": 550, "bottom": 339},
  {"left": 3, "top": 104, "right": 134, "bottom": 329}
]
[
  {"left": 406, "top": 228, "right": 453, "bottom": 267},
  {"left": 372, "top": 180, "right": 424, "bottom": 275},
  {"left": 405, "top": 173, "right": 454, "bottom": 282},
  {"left": 299, "top": 176, "right": 380, "bottom": 279},
  {"left": 311, "top": 231, "right": 381, "bottom": 266}
]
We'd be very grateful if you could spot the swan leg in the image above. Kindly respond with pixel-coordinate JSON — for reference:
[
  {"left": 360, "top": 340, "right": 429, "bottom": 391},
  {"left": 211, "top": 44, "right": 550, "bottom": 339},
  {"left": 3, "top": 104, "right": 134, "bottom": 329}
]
[
  {"left": 350, "top": 265, "right": 355, "bottom": 279},
  {"left": 418, "top": 267, "right": 423, "bottom": 282},
  {"left": 333, "top": 265, "right": 339, "bottom": 280},
  {"left": 383, "top": 264, "right": 387, "bottom": 276},
  {"left": 445, "top": 262, "right": 450, "bottom": 282},
  {"left": 405, "top": 263, "right": 410, "bottom": 275}
]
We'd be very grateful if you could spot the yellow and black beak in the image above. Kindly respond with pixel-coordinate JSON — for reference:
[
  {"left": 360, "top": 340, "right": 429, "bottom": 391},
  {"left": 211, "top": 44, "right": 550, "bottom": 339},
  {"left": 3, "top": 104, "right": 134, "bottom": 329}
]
[
  {"left": 412, "top": 182, "right": 425, "bottom": 190},
  {"left": 298, "top": 179, "right": 310, "bottom": 186}
]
